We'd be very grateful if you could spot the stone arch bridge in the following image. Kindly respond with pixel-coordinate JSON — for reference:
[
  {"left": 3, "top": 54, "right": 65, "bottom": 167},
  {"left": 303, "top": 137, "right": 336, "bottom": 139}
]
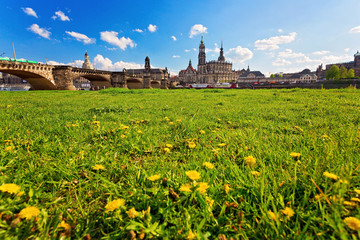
[{"left": 0, "top": 60, "right": 168, "bottom": 90}]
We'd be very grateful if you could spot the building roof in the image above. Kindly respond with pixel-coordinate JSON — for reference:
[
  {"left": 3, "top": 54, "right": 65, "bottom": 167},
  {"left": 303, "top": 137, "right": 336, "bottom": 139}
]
[
  {"left": 127, "top": 68, "right": 166, "bottom": 74},
  {"left": 239, "top": 71, "right": 265, "bottom": 78}
]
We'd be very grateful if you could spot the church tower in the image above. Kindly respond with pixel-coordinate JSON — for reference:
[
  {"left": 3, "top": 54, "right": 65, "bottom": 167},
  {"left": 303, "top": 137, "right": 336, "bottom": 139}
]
[
  {"left": 354, "top": 51, "right": 360, "bottom": 67},
  {"left": 198, "top": 36, "right": 207, "bottom": 74},
  {"left": 218, "top": 41, "right": 225, "bottom": 62},
  {"left": 82, "top": 51, "right": 93, "bottom": 69},
  {"left": 145, "top": 55, "right": 151, "bottom": 72}
]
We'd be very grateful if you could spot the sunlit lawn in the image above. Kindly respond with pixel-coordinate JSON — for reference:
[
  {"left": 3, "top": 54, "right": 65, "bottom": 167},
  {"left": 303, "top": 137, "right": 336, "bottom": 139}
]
[{"left": 0, "top": 88, "right": 360, "bottom": 239}]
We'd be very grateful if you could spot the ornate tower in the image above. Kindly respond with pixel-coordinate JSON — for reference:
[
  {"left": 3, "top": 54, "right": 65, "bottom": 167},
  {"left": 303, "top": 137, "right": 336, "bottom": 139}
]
[
  {"left": 198, "top": 36, "right": 207, "bottom": 74},
  {"left": 354, "top": 51, "right": 360, "bottom": 67},
  {"left": 145, "top": 55, "right": 150, "bottom": 73},
  {"left": 218, "top": 41, "right": 225, "bottom": 62},
  {"left": 82, "top": 51, "right": 93, "bottom": 69}
]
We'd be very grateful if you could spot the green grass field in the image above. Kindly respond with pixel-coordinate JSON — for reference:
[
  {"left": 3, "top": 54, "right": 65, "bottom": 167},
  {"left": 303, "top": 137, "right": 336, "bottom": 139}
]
[{"left": 1, "top": 88, "right": 360, "bottom": 239}]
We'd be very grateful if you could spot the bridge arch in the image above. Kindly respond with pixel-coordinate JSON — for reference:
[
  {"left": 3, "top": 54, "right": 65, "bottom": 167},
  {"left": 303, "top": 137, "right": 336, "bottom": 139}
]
[
  {"left": 151, "top": 80, "right": 161, "bottom": 88},
  {"left": 126, "top": 78, "right": 143, "bottom": 89},
  {"left": 0, "top": 69, "right": 56, "bottom": 90},
  {"left": 74, "top": 74, "right": 112, "bottom": 90}
]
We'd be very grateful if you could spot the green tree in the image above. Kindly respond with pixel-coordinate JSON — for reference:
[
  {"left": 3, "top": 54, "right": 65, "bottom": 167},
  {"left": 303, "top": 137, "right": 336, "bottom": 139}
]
[
  {"left": 270, "top": 74, "right": 275, "bottom": 78},
  {"left": 325, "top": 65, "right": 340, "bottom": 80},
  {"left": 339, "top": 66, "right": 348, "bottom": 79},
  {"left": 347, "top": 69, "right": 355, "bottom": 79}
]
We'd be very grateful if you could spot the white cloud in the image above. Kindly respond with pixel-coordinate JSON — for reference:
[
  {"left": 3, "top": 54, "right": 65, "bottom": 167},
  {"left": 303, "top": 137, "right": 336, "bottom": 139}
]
[
  {"left": 100, "top": 31, "right": 136, "bottom": 50},
  {"left": 47, "top": 60, "right": 83, "bottom": 68},
  {"left": 171, "top": 36, "right": 177, "bottom": 41},
  {"left": 193, "top": 48, "right": 197, "bottom": 52},
  {"left": 278, "top": 29, "right": 283, "bottom": 33},
  {"left": 66, "top": 31, "right": 96, "bottom": 44},
  {"left": 321, "top": 54, "right": 352, "bottom": 64},
  {"left": 105, "top": 47, "right": 117, "bottom": 51},
  {"left": 255, "top": 32, "right": 297, "bottom": 50},
  {"left": 94, "top": 54, "right": 141, "bottom": 70},
  {"left": 206, "top": 43, "right": 220, "bottom": 53},
  {"left": 272, "top": 58, "right": 291, "bottom": 66},
  {"left": 173, "top": 55, "right": 180, "bottom": 58},
  {"left": 52, "top": 10, "right": 70, "bottom": 21},
  {"left": 349, "top": 26, "right": 360, "bottom": 34},
  {"left": 312, "top": 50, "right": 330, "bottom": 55},
  {"left": 226, "top": 46, "right": 254, "bottom": 65},
  {"left": 133, "top": 29, "right": 143, "bottom": 33},
  {"left": 189, "top": 24, "right": 207, "bottom": 38},
  {"left": 27, "top": 24, "right": 51, "bottom": 39},
  {"left": 278, "top": 49, "right": 305, "bottom": 58},
  {"left": 148, "top": 24, "right": 157, "bottom": 33},
  {"left": 345, "top": 48, "right": 350, "bottom": 53},
  {"left": 22, "top": 7, "right": 38, "bottom": 18},
  {"left": 185, "top": 49, "right": 191, "bottom": 52}
]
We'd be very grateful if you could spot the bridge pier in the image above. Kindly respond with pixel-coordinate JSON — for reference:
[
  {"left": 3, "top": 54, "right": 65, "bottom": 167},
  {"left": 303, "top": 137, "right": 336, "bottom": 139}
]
[
  {"left": 143, "top": 75, "right": 151, "bottom": 89},
  {"left": 161, "top": 79, "right": 168, "bottom": 89},
  {"left": 53, "top": 66, "right": 76, "bottom": 90}
]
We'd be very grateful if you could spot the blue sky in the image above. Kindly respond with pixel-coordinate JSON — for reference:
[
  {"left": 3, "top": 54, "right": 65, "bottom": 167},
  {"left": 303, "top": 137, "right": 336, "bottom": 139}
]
[{"left": 1, "top": 0, "right": 360, "bottom": 76}]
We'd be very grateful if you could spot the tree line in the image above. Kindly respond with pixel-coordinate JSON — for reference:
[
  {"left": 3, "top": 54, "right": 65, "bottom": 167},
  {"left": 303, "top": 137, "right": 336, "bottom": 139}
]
[{"left": 326, "top": 65, "right": 355, "bottom": 80}]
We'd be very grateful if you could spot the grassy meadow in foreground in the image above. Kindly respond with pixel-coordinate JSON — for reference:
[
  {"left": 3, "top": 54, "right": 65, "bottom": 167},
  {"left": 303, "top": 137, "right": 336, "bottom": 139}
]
[{"left": 0, "top": 88, "right": 360, "bottom": 239}]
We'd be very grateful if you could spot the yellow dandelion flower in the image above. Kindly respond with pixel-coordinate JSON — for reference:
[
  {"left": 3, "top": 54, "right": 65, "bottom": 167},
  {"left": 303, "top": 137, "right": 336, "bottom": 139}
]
[
  {"left": 290, "top": 152, "right": 301, "bottom": 158},
  {"left": 344, "top": 217, "right": 360, "bottom": 231},
  {"left": 187, "top": 230, "right": 196, "bottom": 240},
  {"left": 245, "top": 156, "right": 256, "bottom": 167},
  {"left": 199, "top": 130, "right": 205, "bottom": 134},
  {"left": 137, "top": 130, "right": 143, "bottom": 134},
  {"left": 343, "top": 201, "right": 357, "bottom": 207},
  {"left": 203, "top": 162, "right": 214, "bottom": 169},
  {"left": 268, "top": 210, "right": 277, "bottom": 221},
  {"left": 17, "top": 191, "right": 25, "bottom": 197},
  {"left": 93, "top": 164, "right": 106, "bottom": 170},
  {"left": 354, "top": 189, "right": 360, "bottom": 195},
  {"left": 121, "top": 134, "right": 126, "bottom": 139},
  {"left": 6, "top": 105, "right": 12, "bottom": 108},
  {"left": 121, "top": 125, "right": 129, "bottom": 130},
  {"left": 185, "top": 170, "right": 201, "bottom": 180},
  {"left": 281, "top": 207, "right": 295, "bottom": 217},
  {"left": 4, "top": 146, "right": 15, "bottom": 151},
  {"left": 57, "top": 220, "right": 71, "bottom": 231},
  {"left": 105, "top": 199, "right": 125, "bottom": 212},
  {"left": 176, "top": 119, "right": 182, "bottom": 123},
  {"left": 350, "top": 197, "right": 360, "bottom": 203},
  {"left": 0, "top": 183, "right": 21, "bottom": 194},
  {"left": 323, "top": 171, "right": 338, "bottom": 181},
  {"left": 217, "top": 118, "right": 221, "bottom": 121},
  {"left": 339, "top": 179, "right": 349, "bottom": 184},
  {"left": 92, "top": 115, "right": 97, "bottom": 119},
  {"left": 135, "top": 121, "right": 140, "bottom": 124},
  {"left": 165, "top": 144, "right": 173, "bottom": 148},
  {"left": 179, "top": 184, "right": 192, "bottom": 193},
  {"left": 224, "top": 184, "right": 231, "bottom": 194},
  {"left": 148, "top": 174, "right": 161, "bottom": 181},
  {"left": 314, "top": 194, "right": 325, "bottom": 201},
  {"left": 227, "top": 121, "right": 232, "bottom": 124},
  {"left": 195, "top": 182, "right": 209, "bottom": 194},
  {"left": 169, "top": 122, "right": 174, "bottom": 125},
  {"left": 163, "top": 147, "right": 171, "bottom": 153},
  {"left": 164, "top": 117, "right": 170, "bottom": 121},
  {"left": 212, "top": 148, "right": 220, "bottom": 152},
  {"left": 251, "top": 171, "right": 261, "bottom": 177},
  {"left": 218, "top": 143, "right": 226, "bottom": 147},
  {"left": 188, "top": 142, "right": 196, "bottom": 149},
  {"left": 128, "top": 207, "right": 138, "bottom": 219},
  {"left": 322, "top": 134, "right": 329, "bottom": 139},
  {"left": 19, "top": 206, "right": 40, "bottom": 220}
]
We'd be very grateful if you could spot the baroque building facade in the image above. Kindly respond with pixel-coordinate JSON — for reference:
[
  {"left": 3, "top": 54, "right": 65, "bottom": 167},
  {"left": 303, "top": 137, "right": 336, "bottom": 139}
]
[
  {"left": 178, "top": 38, "right": 241, "bottom": 84},
  {"left": 126, "top": 56, "right": 169, "bottom": 81}
]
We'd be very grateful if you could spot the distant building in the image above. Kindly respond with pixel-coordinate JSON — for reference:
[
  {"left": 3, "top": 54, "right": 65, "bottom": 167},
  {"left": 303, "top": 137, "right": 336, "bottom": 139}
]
[
  {"left": 238, "top": 67, "right": 265, "bottom": 83},
  {"left": 317, "top": 51, "right": 360, "bottom": 78},
  {"left": 126, "top": 56, "right": 169, "bottom": 81},
  {"left": 82, "top": 51, "right": 93, "bottom": 69},
  {"left": 73, "top": 77, "right": 91, "bottom": 90},
  {"left": 178, "top": 37, "right": 241, "bottom": 84}
]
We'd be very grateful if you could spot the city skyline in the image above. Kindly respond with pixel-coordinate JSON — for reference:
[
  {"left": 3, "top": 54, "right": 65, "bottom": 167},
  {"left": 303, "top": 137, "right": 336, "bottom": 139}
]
[{"left": 1, "top": 0, "right": 360, "bottom": 76}]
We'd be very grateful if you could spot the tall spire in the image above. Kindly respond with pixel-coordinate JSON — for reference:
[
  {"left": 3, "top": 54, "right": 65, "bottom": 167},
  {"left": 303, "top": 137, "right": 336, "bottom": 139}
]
[
  {"left": 218, "top": 40, "right": 225, "bottom": 62},
  {"left": 189, "top": 59, "right": 192, "bottom": 66}
]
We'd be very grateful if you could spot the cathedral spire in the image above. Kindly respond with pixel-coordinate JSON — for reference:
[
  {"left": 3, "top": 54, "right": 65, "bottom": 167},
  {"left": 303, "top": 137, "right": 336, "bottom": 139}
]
[
  {"left": 218, "top": 40, "right": 225, "bottom": 62},
  {"left": 189, "top": 59, "right": 192, "bottom": 66}
]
